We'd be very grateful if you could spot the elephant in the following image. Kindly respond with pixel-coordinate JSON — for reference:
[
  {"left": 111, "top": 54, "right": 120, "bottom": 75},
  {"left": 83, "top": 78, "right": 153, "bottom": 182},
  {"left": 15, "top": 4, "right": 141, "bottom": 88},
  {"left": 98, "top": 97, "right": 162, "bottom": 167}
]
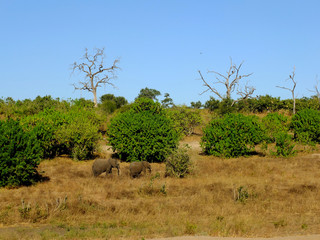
[
  {"left": 92, "top": 158, "right": 120, "bottom": 177},
  {"left": 129, "top": 161, "right": 152, "bottom": 178}
]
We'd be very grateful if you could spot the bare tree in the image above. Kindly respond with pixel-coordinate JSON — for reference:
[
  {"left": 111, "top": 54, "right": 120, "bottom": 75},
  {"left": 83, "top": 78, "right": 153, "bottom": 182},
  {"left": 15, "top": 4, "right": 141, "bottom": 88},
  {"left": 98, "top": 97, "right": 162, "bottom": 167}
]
[
  {"left": 72, "top": 48, "right": 120, "bottom": 107},
  {"left": 198, "top": 58, "right": 254, "bottom": 105},
  {"left": 309, "top": 75, "right": 320, "bottom": 103},
  {"left": 277, "top": 66, "right": 297, "bottom": 114}
]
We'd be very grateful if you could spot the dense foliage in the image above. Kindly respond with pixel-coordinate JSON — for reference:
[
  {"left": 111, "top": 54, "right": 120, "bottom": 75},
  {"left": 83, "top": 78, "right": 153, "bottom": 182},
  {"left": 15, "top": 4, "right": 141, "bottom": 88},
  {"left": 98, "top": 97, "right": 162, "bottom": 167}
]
[
  {"left": 0, "top": 119, "right": 41, "bottom": 187},
  {"left": 166, "top": 106, "right": 202, "bottom": 136},
  {"left": 201, "top": 113, "right": 265, "bottom": 158},
  {"left": 135, "top": 87, "right": 161, "bottom": 101},
  {"left": 21, "top": 108, "right": 101, "bottom": 160},
  {"left": 291, "top": 108, "right": 320, "bottom": 144},
  {"left": 262, "top": 113, "right": 295, "bottom": 157},
  {"left": 203, "top": 95, "right": 320, "bottom": 114},
  {"left": 100, "top": 94, "right": 128, "bottom": 114},
  {"left": 262, "top": 113, "right": 290, "bottom": 143},
  {"left": 107, "top": 98, "right": 179, "bottom": 162}
]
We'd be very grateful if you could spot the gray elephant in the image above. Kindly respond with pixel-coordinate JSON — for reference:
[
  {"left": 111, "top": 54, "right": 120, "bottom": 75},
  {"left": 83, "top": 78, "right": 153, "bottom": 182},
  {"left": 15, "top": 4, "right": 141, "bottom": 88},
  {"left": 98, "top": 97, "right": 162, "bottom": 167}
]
[
  {"left": 129, "top": 161, "right": 152, "bottom": 178},
  {"left": 92, "top": 158, "right": 120, "bottom": 177}
]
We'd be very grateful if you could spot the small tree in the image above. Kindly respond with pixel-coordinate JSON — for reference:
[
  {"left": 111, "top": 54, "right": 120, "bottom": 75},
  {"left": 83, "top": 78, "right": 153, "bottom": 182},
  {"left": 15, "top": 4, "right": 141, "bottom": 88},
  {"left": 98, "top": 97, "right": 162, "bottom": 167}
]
[
  {"left": 190, "top": 101, "right": 202, "bottom": 109},
  {"left": 161, "top": 93, "right": 175, "bottom": 108},
  {"left": 100, "top": 94, "right": 128, "bottom": 114},
  {"left": 198, "top": 58, "right": 255, "bottom": 105},
  {"left": 72, "top": 48, "right": 120, "bottom": 107},
  {"left": 136, "top": 87, "right": 161, "bottom": 101},
  {"left": 277, "top": 66, "right": 297, "bottom": 114}
]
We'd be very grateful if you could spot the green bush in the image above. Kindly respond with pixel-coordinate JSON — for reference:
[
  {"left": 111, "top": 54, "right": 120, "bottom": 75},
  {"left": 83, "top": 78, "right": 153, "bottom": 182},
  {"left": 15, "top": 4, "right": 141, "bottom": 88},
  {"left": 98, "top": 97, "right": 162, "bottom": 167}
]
[
  {"left": 217, "top": 98, "right": 235, "bottom": 115},
  {"left": 204, "top": 97, "right": 220, "bottom": 112},
  {"left": 0, "top": 119, "right": 41, "bottom": 187},
  {"left": 100, "top": 94, "right": 128, "bottom": 114},
  {"left": 165, "top": 145, "right": 193, "bottom": 178},
  {"left": 295, "top": 97, "right": 320, "bottom": 112},
  {"left": 166, "top": 106, "right": 202, "bottom": 136},
  {"left": 130, "top": 97, "right": 164, "bottom": 115},
  {"left": 261, "top": 113, "right": 295, "bottom": 157},
  {"left": 107, "top": 98, "right": 179, "bottom": 162},
  {"left": 201, "top": 113, "right": 265, "bottom": 158},
  {"left": 55, "top": 109, "right": 101, "bottom": 160},
  {"left": 272, "top": 132, "right": 296, "bottom": 157},
  {"left": 21, "top": 109, "right": 67, "bottom": 158},
  {"left": 262, "top": 113, "right": 290, "bottom": 143},
  {"left": 291, "top": 109, "right": 320, "bottom": 144},
  {"left": 248, "top": 95, "right": 281, "bottom": 113},
  {"left": 21, "top": 108, "right": 101, "bottom": 160}
]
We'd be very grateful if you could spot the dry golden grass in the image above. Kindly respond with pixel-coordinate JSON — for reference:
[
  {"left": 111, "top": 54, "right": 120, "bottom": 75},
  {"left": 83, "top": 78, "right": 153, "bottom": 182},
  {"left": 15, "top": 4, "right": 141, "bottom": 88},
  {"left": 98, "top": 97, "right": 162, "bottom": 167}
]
[{"left": 1, "top": 135, "right": 320, "bottom": 239}]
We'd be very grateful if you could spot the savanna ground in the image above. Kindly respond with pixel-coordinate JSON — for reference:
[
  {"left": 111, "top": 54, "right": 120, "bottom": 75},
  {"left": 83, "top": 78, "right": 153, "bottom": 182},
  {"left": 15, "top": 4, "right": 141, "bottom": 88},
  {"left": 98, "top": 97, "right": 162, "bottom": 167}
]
[{"left": 1, "top": 133, "right": 320, "bottom": 240}]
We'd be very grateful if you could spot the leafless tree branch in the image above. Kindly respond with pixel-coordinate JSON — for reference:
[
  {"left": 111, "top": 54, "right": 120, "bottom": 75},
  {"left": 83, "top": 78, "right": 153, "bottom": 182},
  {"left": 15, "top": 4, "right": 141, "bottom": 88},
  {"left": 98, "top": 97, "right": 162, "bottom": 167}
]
[
  {"left": 199, "top": 58, "right": 254, "bottom": 103},
  {"left": 232, "top": 83, "right": 256, "bottom": 106},
  {"left": 308, "top": 75, "right": 320, "bottom": 102},
  {"left": 72, "top": 48, "right": 120, "bottom": 107},
  {"left": 276, "top": 66, "right": 297, "bottom": 114}
]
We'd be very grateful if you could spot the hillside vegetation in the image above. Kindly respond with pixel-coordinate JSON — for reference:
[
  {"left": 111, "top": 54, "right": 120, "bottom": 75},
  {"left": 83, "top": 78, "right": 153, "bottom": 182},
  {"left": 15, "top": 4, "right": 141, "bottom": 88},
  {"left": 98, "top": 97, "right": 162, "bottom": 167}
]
[{"left": 0, "top": 95, "right": 320, "bottom": 239}]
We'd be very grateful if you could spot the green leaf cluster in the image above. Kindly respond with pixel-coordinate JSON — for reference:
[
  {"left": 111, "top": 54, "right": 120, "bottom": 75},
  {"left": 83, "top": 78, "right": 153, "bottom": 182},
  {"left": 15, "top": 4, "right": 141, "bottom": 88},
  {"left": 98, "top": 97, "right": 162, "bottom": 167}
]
[
  {"left": 166, "top": 106, "right": 202, "bottom": 136},
  {"left": 262, "top": 113, "right": 295, "bottom": 157},
  {"left": 99, "top": 94, "right": 128, "bottom": 114},
  {"left": 21, "top": 108, "right": 101, "bottom": 160},
  {"left": 201, "top": 113, "right": 264, "bottom": 158},
  {"left": 262, "top": 113, "right": 289, "bottom": 143},
  {"left": 107, "top": 98, "right": 179, "bottom": 162},
  {"left": 291, "top": 109, "right": 320, "bottom": 144},
  {"left": 0, "top": 119, "right": 41, "bottom": 187}
]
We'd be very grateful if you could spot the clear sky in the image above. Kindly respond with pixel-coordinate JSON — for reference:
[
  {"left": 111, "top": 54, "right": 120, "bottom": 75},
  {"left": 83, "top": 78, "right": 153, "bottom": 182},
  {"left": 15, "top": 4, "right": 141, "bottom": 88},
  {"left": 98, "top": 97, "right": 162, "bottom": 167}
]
[{"left": 1, "top": 0, "right": 319, "bottom": 105}]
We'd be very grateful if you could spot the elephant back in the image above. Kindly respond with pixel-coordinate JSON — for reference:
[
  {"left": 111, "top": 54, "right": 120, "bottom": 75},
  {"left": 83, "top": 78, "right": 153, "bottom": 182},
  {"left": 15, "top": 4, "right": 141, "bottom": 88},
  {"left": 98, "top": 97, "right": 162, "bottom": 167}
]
[{"left": 92, "top": 158, "right": 109, "bottom": 177}]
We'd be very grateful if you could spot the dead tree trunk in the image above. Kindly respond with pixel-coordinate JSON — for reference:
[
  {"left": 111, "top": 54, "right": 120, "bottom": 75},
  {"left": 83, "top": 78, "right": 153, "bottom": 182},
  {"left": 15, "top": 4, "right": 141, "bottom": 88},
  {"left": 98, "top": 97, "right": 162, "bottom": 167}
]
[{"left": 277, "top": 66, "right": 297, "bottom": 114}]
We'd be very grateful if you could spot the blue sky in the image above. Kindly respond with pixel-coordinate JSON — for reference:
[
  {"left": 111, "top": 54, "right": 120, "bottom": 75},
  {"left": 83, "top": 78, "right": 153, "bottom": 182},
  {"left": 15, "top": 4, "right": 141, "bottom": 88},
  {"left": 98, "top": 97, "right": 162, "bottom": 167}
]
[{"left": 1, "top": 0, "right": 319, "bottom": 105}]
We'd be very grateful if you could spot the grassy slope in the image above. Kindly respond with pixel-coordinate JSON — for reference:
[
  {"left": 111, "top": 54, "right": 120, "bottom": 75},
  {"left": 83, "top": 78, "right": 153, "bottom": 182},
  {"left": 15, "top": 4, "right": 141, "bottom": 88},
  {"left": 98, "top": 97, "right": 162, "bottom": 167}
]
[{"left": 0, "top": 135, "right": 320, "bottom": 240}]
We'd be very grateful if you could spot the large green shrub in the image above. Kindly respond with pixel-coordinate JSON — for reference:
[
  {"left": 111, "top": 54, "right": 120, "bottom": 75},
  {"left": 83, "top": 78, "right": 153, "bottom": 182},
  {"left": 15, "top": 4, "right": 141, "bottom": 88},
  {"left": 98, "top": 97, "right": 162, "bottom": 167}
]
[
  {"left": 21, "top": 109, "right": 67, "bottom": 158},
  {"left": 55, "top": 109, "right": 101, "bottom": 160},
  {"left": 291, "top": 109, "right": 320, "bottom": 144},
  {"left": 107, "top": 98, "right": 179, "bottom": 162},
  {"left": 21, "top": 108, "right": 101, "bottom": 160},
  {"left": 166, "top": 106, "right": 202, "bottom": 136},
  {"left": 201, "top": 113, "right": 265, "bottom": 158},
  {"left": 262, "top": 113, "right": 290, "bottom": 143},
  {"left": 262, "top": 113, "right": 295, "bottom": 157},
  {"left": 0, "top": 119, "right": 41, "bottom": 187}
]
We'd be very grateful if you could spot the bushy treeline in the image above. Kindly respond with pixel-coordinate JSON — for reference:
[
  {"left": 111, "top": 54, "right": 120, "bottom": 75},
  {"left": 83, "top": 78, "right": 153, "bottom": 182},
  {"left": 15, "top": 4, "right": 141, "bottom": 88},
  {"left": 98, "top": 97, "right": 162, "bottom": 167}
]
[
  {"left": 0, "top": 95, "right": 202, "bottom": 187},
  {"left": 197, "top": 95, "right": 320, "bottom": 113},
  {"left": 1, "top": 93, "right": 320, "bottom": 187},
  {"left": 201, "top": 109, "right": 320, "bottom": 158}
]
